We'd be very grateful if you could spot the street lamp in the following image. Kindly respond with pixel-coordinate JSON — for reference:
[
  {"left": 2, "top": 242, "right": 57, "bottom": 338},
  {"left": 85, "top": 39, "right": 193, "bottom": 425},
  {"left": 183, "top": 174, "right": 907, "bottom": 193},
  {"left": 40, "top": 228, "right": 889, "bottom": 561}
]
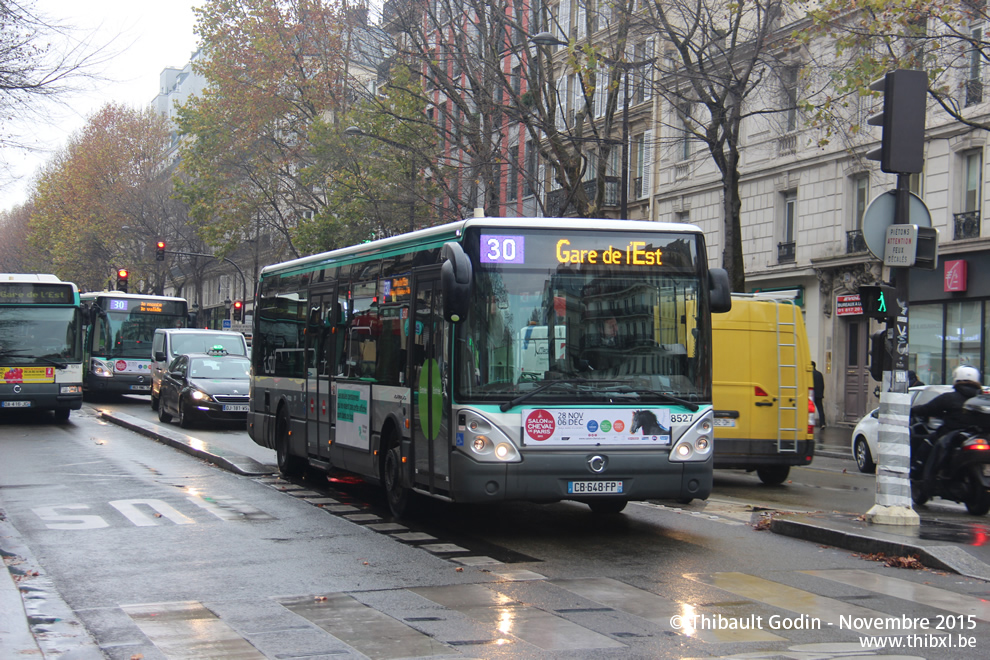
[
  {"left": 529, "top": 33, "right": 631, "bottom": 219},
  {"left": 344, "top": 126, "right": 416, "bottom": 233}
]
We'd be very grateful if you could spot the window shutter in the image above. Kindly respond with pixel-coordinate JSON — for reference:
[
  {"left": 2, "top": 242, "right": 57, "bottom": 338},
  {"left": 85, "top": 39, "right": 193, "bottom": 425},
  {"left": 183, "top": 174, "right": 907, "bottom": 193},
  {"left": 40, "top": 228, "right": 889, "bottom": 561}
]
[{"left": 640, "top": 130, "right": 653, "bottom": 199}]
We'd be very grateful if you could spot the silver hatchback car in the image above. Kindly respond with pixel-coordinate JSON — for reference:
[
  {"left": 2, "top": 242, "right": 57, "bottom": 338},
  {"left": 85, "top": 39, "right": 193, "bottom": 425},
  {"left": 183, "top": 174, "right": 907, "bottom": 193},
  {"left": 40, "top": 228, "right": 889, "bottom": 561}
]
[{"left": 851, "top": 385, "right": 951, "bottom": 473}]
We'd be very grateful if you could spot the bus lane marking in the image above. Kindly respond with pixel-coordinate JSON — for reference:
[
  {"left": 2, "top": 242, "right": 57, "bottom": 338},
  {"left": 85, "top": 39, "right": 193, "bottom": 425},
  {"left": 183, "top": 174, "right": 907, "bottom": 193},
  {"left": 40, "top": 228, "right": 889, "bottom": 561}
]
[
  {"left": 109, "top": 499, "right": 195, "bottom": 526},
  {"left": 32, "top": 505, "right": 109, "bottom": 530}
]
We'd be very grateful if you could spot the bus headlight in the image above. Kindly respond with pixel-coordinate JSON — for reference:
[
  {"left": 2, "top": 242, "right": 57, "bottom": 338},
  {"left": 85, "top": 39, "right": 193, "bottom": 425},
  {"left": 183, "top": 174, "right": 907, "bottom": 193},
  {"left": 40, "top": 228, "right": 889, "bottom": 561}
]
[
  {"left": 60, "top": 386, "right": 82, "bottom": 394},
  {"left": 91, "top": 359, "right": 114, "bottom": 378},
  {"left": 459, "top": 411, "right": 521, "bottom": 463},
  {"left": 670, "top": 412, "right": 715, "bottom": 462}
]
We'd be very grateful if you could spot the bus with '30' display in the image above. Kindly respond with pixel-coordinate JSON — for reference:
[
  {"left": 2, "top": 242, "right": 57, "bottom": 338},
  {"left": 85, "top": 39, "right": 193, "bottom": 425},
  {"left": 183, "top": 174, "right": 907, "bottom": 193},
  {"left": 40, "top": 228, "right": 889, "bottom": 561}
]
[
  {"left": 248, "top": 218, "right": 732, "bottom": 517},
  {"left": 0, "top": 274, "right": 83, "bottom": 420},
  {"left": 80, "top": 292, "right": 188, "bottom": 399}
]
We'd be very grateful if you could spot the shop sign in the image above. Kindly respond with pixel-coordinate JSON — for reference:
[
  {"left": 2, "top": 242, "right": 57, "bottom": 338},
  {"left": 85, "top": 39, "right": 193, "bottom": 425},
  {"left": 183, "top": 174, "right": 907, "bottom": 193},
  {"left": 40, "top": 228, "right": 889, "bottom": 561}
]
[
  {"left": 944, "top": 259, "right": 967, "bottom": 292},
  {"left": 836, "top": 294, "right": 862, "bottom": 316}
]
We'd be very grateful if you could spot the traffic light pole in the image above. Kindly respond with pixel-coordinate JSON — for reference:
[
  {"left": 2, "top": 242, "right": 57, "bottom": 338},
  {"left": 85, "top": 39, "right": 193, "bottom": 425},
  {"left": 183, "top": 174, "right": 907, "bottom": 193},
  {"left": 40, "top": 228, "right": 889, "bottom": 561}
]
[
  {"left": 867, "top": 172, "right": 920, "bottom": 526},
  {"left": 164, "top": 250, "right": 249, "bottom": 304}
]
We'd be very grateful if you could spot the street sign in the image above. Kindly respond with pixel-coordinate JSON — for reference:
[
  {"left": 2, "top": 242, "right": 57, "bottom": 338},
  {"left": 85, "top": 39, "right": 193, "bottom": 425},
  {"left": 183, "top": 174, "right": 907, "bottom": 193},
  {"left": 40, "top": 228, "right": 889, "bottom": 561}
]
[
  {"left": 884, "top": 225, "right": 919, "bottom": 266},
  {"left": 222, "top": 319, "right": 232, "bottom": 330},
  {"left": 861, "top": 190, "right": 931, "bottom": 261}
]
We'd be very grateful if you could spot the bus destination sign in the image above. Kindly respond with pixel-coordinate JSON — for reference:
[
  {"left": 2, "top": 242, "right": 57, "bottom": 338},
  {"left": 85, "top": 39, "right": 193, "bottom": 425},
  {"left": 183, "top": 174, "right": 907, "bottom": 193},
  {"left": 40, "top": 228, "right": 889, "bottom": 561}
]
[
  {"left": 106, "top": 299, "right": 170, "bottom": 314},
  {"left": 0, "top": 283, "right": 74, "bottom": 305},
  {"left": 480, "top": 234, "right": 663, "bottom": 267}
]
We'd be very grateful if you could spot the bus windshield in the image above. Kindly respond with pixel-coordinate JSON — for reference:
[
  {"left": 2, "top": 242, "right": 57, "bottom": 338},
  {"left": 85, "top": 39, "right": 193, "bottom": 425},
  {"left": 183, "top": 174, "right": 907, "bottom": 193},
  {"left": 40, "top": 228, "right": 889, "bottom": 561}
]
[
  {"left": 0, "top": 307, "right": 82, "bottom": 362},
  {"left": 457, "top": 228, "right": 710, "bottom": 405},
  {"left": 91, "top": 299, "right": 187, "bottom": 359}
]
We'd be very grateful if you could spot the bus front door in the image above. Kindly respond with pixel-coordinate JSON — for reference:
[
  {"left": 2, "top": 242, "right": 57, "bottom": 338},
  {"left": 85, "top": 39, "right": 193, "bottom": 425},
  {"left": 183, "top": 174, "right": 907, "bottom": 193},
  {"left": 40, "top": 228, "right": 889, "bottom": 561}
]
[
  {"left": 306, "top": 287, "right": 336, "bottom": 462},
  {"left": 410, "top": 270, "right": 450, "bottom": 495}
]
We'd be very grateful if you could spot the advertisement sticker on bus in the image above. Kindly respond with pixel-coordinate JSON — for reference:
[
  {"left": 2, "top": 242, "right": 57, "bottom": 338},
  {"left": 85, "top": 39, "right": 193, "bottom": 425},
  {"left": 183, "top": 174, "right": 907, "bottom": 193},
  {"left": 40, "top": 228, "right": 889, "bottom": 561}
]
[
  {"left": 2, "top": 366, "right": 56, "bottom": 383},
  {"left": 336, "top": 383, "right": 370, "bottom": 450},
  {"left": 521, "top": 408, "right": 672, "bottom": 445}
]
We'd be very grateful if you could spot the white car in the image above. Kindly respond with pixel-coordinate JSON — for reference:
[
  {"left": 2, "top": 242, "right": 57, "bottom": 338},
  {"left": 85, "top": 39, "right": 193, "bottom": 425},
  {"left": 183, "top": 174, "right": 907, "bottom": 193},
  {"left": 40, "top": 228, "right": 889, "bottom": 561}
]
[{"left": 851, "top": 385, "right": 952, "bottom": 473}]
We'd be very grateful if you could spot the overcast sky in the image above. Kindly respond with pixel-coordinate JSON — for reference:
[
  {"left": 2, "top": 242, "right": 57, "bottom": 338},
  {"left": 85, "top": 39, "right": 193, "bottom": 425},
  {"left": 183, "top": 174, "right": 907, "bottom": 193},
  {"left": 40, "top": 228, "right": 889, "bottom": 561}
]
[{"left": 1, "top": 0, "right": 202, "bottom": 213}]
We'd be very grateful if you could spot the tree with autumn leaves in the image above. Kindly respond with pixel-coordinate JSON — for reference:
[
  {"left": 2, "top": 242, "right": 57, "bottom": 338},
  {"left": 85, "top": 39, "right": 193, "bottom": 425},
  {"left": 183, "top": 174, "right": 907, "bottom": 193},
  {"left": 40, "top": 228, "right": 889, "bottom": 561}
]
[
  {"left": 27, "top": 103, "right": 183, "bottom": 293},
  {"left": 176, "top": 0, "right": 418, "bottom": 261}
]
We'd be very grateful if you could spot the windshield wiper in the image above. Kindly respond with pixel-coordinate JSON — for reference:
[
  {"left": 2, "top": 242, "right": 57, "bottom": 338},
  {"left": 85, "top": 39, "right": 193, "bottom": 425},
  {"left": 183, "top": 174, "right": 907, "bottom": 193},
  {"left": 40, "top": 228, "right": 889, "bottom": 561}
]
[
  {"left": 631, "top": 390, "right": 700, "bottom": 412},
  {"left": 0, "top": 350, "right": 68, "bottom": 369},
  {"left": 35, "top": 356, "right": 69, "bottom": 369},
  {"left": 499, "top": 379, "right": 587, "bottom": 412},
  {"left": 499, "top": 378, "right": 633, "bottom": 412}
]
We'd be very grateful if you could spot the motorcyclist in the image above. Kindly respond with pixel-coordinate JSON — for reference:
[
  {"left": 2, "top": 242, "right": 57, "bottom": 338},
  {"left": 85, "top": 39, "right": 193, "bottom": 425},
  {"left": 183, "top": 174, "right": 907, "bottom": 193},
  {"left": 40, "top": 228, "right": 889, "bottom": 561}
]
[{"left": 911, "top": 365, "right": 984, "bottom": 489}]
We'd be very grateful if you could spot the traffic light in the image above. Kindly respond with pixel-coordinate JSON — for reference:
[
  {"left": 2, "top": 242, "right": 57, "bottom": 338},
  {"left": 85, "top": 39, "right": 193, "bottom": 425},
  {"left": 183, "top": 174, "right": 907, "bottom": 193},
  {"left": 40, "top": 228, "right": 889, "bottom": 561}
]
[
  {"left": 869, "top": 329, "right": 892, "bottom": 382},
  {"left": 232, "top": 300, "right": 243, "bottom": 322},
  {"left": 866, "top": 69, "right": 927, "bottom": 174},
  {"left": 860, "top": 284, "right": 899, "bottom": 319},
  {"left": 116, "top": 268, "right": 129, "bottom": 293},
  {"left": 156, "top": 240, "right": 166, "bottom": 261}
]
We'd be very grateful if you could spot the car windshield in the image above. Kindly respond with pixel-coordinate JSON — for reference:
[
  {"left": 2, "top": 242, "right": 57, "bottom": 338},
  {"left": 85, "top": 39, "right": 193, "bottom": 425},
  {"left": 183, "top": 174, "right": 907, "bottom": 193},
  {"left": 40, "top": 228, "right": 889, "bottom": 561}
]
[
  {"left": 172, "top": 334, "right": 246, "bottom": 356},
  {"left": 189, "top": 358, "right": 250, "bottom": 379}
]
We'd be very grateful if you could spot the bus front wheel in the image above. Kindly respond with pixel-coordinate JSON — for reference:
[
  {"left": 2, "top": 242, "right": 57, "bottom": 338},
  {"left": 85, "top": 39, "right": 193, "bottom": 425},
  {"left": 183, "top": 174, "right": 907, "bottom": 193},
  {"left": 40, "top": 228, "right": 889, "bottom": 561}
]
[{"left": 275, "top": 411, "right": 305, "bottom": 477}]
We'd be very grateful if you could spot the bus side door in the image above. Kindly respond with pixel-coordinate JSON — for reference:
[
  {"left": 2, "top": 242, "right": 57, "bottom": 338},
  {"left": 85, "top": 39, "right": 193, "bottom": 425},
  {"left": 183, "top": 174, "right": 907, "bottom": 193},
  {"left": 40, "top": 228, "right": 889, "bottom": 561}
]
[
  {"left": 410, "top": 269, "right": 450, "bottom": 494},
  {"left": 306, "top": 286, "right": 336, "bottom": 462}
]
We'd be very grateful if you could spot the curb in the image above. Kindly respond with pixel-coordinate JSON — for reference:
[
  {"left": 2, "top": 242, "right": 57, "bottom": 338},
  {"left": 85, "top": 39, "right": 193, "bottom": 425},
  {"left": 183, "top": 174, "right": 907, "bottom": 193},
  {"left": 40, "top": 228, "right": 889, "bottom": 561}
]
[
  {"left": 99, "top": 411, "right": 276, "bottom": 477},
  {"left": 0, "top": 517, "right": 103, "bottom": 658},
  {"left": 770, "top": 513, "right": 990, "bottom": 582}
]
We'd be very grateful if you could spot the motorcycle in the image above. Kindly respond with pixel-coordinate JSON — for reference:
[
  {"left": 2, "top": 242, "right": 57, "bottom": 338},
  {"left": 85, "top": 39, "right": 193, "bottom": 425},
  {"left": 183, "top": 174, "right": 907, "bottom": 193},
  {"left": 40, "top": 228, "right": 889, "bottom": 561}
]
[{"left": 910, "top": 394, "right": 990, "bottom": 515}]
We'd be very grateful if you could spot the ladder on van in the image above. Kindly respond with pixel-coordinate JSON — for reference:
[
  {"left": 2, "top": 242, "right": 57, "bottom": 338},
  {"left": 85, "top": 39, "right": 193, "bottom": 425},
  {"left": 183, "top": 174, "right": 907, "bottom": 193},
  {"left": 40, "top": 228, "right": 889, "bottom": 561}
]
[{"left": 775, "top": 300, "right": 800, "bottom": 453}]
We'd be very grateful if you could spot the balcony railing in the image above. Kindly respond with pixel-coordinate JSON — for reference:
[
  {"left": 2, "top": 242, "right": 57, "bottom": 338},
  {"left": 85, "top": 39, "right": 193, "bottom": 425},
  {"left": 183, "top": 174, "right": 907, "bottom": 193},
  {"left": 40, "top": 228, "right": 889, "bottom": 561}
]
[
  {"left": 546, "top": 177, "right": 621, "bottom": 216},
  {"left": 777, "top": 134, "right": 797, "bottom": 156},
  {"left": 777, "top": 241, "right": 796, "bottom": 263},
  {"left": 966, "top": 79, "right": 983, "bottom": 107},
  {"left": 846, "top": 229, "right": 868, "bottom": 254},
  {"left": 954, "top": 210, "right": 981, "bottom": 239}
]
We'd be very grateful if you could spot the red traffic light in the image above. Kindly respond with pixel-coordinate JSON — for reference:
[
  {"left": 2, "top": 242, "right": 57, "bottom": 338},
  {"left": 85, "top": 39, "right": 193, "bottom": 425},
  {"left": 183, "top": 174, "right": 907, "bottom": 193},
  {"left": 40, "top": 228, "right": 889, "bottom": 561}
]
[
  {"left": 117, "top": 269, "right": 129, "bottom": 279},
  {"left": 156, "top": 241, "right": 166, "bottom": 249},
  {"left": 233, "top": 300, "right": 243, "bottom": 309}
]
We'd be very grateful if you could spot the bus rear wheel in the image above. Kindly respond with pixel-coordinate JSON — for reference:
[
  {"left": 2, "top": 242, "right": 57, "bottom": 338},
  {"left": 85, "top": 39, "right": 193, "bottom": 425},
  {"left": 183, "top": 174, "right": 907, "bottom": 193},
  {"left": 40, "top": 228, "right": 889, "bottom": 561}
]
[
  {"left": 275, "top": 411, "right": 305, "bottom": 477},
  {"left": 384, "top": 442, "right": 412, "bottom": 519}
]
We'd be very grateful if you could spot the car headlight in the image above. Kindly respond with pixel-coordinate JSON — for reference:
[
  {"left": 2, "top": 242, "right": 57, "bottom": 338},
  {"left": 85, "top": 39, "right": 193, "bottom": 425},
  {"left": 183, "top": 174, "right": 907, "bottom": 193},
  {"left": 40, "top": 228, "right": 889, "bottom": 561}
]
[
  {"left": 670, "top": 413, "right": 714, "bottom": 462},
  {"left": 458, "top": 411, "right": 521, "bottom": 462},
  {"left": 190, "top": 389, "right": 213, "bottom": 402}
]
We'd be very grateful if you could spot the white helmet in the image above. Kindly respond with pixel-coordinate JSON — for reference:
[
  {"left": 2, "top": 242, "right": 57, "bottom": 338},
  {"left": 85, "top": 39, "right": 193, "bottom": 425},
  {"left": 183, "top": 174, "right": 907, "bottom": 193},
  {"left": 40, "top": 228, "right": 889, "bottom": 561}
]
[{"left": 953, "top": 365, "right": 981, "bottom": 385}]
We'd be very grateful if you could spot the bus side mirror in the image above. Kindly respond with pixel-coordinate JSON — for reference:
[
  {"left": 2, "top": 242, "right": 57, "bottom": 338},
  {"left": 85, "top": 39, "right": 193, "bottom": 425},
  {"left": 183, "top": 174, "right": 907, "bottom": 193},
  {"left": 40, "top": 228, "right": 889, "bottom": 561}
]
[
  {"left": 441, "top": 241, "right": 472, "bottom": 323},
  {"left": 709, "top": 268, "right": 732, "bottom": 314},
  {"left": 308, "top": 306, "right": 321, "bottom": 327}
]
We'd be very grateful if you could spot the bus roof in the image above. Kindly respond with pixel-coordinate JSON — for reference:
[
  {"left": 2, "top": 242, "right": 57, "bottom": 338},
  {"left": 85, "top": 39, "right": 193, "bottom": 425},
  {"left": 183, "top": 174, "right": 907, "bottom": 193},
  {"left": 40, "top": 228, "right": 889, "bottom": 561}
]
[
  {"left": 1, "top": 273, "right": 71, "bottom": 285},
  {"left": 79, "top": 291, "right": 186, "bottom": 302},
  {"left": 260, "top": 217, "right": 705, "bottom": 280}
]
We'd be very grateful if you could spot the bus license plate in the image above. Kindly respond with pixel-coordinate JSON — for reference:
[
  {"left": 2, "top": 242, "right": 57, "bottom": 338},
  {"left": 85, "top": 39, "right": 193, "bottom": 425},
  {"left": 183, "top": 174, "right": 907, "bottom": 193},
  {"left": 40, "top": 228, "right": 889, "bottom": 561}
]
[
  {"left": 129, "top": 385, "right": 150, "bottom": 391},
  {"left": 223, "top": 404, "right": 249, "bottom": 412},
  {"left": 568, "top": 480, "right": 623, "bottom": 495},
  {"left": 2, "top": 401, "right": 31, "bottom": 408},
  {"left": 713, "top": 418, "right": 735, "bottom": 427}
]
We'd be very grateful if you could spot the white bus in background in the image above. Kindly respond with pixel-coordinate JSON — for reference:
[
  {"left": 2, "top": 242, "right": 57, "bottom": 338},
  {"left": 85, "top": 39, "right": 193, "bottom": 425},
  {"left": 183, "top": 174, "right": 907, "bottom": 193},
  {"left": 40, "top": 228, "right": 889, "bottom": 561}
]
[{"left": 0, "top": 274, "right": 83, "bottom": 420}]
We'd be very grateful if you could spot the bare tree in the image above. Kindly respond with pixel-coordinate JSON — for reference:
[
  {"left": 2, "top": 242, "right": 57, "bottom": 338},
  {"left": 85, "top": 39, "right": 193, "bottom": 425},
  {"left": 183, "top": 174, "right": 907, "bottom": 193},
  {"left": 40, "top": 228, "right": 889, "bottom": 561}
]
[
  {"left": 636, "top": 0, "right": 798, "bottom": 291},
  {"left": 0, "top": 0, "right": 111, "bottom": 181}
]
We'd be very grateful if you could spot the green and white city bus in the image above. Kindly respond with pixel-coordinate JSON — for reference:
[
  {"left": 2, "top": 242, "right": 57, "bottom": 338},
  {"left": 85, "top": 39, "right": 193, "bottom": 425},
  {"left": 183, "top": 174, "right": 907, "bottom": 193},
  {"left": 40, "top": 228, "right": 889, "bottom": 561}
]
[
  {"left": 80, "top": 292, "right": 188, "bottom": 397},
  {"left": 0, "top": 274, "right": 84, "bottom": 420},
  {"left": 248, "top": 218, "right": 731, "bottom": 516}
]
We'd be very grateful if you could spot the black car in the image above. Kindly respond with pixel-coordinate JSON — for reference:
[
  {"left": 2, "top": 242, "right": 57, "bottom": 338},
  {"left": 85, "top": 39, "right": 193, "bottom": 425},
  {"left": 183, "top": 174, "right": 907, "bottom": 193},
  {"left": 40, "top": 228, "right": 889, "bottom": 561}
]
[{"left": 157, "top": 349, "right": 251, "bottom": 428}]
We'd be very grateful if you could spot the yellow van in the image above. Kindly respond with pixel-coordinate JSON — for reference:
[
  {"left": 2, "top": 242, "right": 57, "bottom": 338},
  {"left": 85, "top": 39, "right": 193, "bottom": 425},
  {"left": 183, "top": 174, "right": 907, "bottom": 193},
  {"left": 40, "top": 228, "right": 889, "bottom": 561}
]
[{"left": 712, "top": 294, "right": 815, "bottom": 484}]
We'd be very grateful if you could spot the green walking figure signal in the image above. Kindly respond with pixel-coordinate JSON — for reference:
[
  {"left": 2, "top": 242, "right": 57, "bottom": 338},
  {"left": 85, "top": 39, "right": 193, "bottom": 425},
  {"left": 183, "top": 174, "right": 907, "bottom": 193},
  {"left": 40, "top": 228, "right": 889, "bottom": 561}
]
[{"left": 860, "top": 285, "right": 899, "bottom": 320}]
